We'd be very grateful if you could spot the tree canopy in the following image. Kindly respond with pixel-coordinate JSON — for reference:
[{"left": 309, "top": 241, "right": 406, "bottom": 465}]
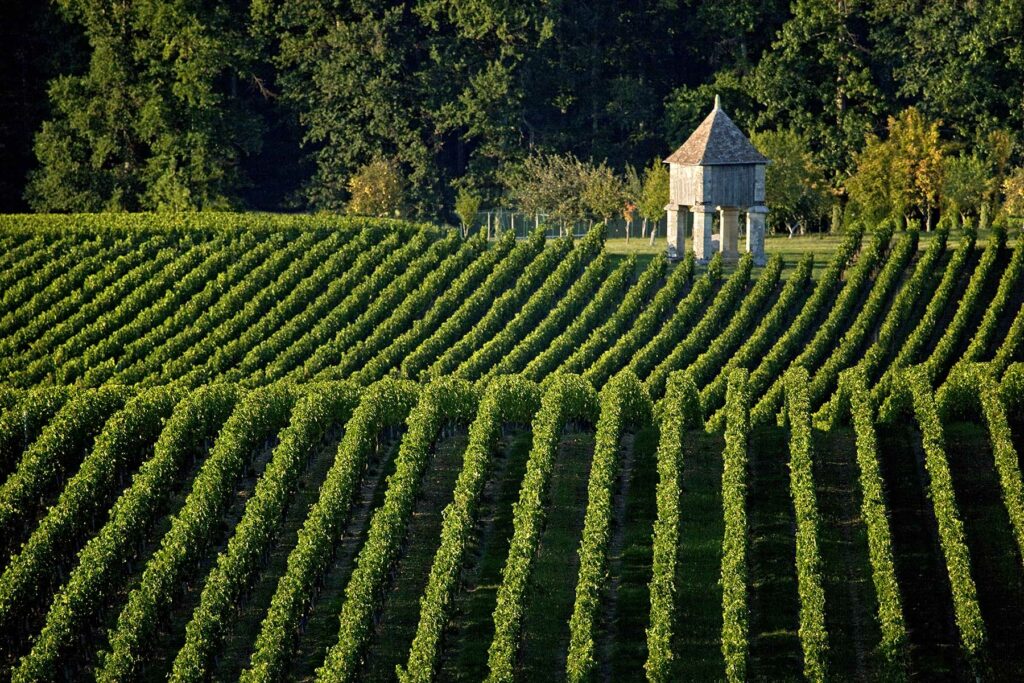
[{"left": 0, "top": 0, "right": 1021, "bottom": 220}]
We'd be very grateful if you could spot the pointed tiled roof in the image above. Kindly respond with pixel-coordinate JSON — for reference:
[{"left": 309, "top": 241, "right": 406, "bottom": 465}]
[{"left": 665, "top": 95, "right": 768, "bottom": 166}]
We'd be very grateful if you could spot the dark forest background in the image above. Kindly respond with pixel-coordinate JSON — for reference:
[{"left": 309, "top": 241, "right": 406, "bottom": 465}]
[{"left": 0, "top": 0, "right": 1021, "bottom": 221}]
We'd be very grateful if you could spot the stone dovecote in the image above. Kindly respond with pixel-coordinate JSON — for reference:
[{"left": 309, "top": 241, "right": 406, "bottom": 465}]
[{"left": 664, "top": 96, "right": 769, "bottom": 265}]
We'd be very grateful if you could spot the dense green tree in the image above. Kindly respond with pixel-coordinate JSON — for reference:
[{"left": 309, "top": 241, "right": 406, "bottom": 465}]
[
  {"left": 750, "top": 128, "right": 832, "bottom": 234},
  {"left": 638, "top": 158, "right": 669, "bottom": 243},
  {"left": 26, "top": 0, "right": 262, "bottom": 212},
  {"left": 347, "top": 157, "right": 406, "bottom": 218},
  {"left": 942, "top": 155, "right": 988, "bottom": 222},
  {"left": 752, "top": 0, "right": 885, "bottom": 182},
  {"left": 846, "top": 107, "right": 945, "bottom": 228}
]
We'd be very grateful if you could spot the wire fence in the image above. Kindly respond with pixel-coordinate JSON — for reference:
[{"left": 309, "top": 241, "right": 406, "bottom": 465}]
[{"left": 475, "top": 208, "right": 667, "bottom": 240}]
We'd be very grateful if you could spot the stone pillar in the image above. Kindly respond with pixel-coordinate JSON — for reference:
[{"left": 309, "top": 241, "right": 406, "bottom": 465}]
[
  {"left": 692, "top": 203, "right": 715, "bottom": 263},
  {"left": 665, "top": 204, "right": 685, "bottom": 259},
  {"left": 746, "top": 205, "right": 768, "bottom": 266},
  {"left": 718, "top": 206, "right": 739, "bottom": 262}
]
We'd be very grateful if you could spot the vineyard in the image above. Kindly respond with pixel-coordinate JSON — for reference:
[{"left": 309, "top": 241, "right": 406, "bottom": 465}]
[{"left": 2, "top": 213, "right": 1024, "bottom": 682}]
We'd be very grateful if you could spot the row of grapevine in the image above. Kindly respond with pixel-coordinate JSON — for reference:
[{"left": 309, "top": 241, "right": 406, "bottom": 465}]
[
  {"left": 482, "top": 253, "right": 612, "bottom": 383},
  {"left": 566, "top": 371, "right": 653, "bottom": 681},
  {"left": 398, "top": 376, "right": 543, "bottom": 683},
  {"left": 170, "top": 383, "right": 362, "bottom": 681},
  {"left": 813, "top": 230, "right": 947, "bottom": 426},
  {"left": 171, "top": 232, "right": 384, "bottom": 387},
  {"left": 642, "top": 253, "right": 759, "bottom": 397},
  {"left": 870, "top": 231, "right": 976, "bottom": 406},
  {"left": 832, "top": 368, "right": 909, "bottom": 677},
  {"left": 555, "top": 257, "right": 668, "bottom": 377},
  {"left": 348, "top": 231, "right": 517, "bottom": 386},
  {"left": 455, "top": 227, "right": 605, "bottom": 381},
  {"left": 992, "top": 304, "right": 1024, "bottom": 377},
  {"left": 0, "top": 386, "right": 179, "bottom": 658},
  {"left": 782, "top": 368, "right": 828, "bottom": 682},
  {"left": 484, "top": 375, "right": 600, "bottom": 683},
  {"left": 698, "top": 254, "right": 813, "bottom": 414},
  {"left": 314, "top": 237, "right": 484, "bottom": 382},
  {"left": 885, "top": 368, "right": 986, "bottom": 675},
  {"left": 170, "top": 229, "right": 371, "bottom": 384},
  {"left": 60, "top": 232, "right": 255, "bottom": 384},
  {"left": 0, "top": 236, "right": 169, "bottom": 375},
  {"left": 0, "top": 386, "right": 129, "bottom": 554},
  {"left": 0, "top": 212, "right": 434, "bottom": 235},
  {"left": 0, "top": 385, "right": 71, "bottom": 479},
  {"left": 959, "top": 238, "right": 1024, "bottom": 363},
  {"left": 583, "top": 253, "right": 699, "bottom": 386},
  {"left": 803, "top": 229, "right": 917, "bottom": 410},
  {"left": 705, "top": 227, "right": 863, "bottom": 430},
  {"left": 748, "top": 225, "right": 891, "bottom": 426},
  {"left": 644, "top": 372, "right": 702, "bottom": 682},
  {"left": 13, "top": 238, "right": 215, "bottom": 386},
  {"left": 423, "top": 233, "right": 570, "bottom": 379},
  {"left": 106, "top": 231, "right": 322, "bottom": 386},
  {"left": 243, "top": 378, "right": 421, "bottom": 682},
  {"left": 520, "top": 257, "right": 637, "bottom": 381},
  {"left": 937, "top": 364, "right": 1024, "bottom": 566},
  {"left": 13, "top": 385, "right": 240, "bottom": 681},
  {"left": 720, "top": 369, "right": 751, "bottom": 682},
  {"left": 316, "top": 379, "right": 479, "bottom": 682},
  {"left": 918, "top": 231, "right": 1005, "bottom": 384},
  {"left": 401, "top": 229, "right": 548, "bottom": 381},
  {"left": 0, "top": 234, "right": 105, "bottom": 320},
  {"left": 257, "top": 231, "right": 446, "bottom": 383},
  {"left": 424, "top": 236, "right": 575, "bottom": 378},
  {"left": 151, "top": 231, "right": 340, "bottom": 385},
  {"left": 0, "top": 234, "right": 124, "bottom": 337},
  {"left": 0, "top": 233, "right": 51, "bottom": 293},
  {"left": 95, "top": 385, "right": 296, "bottom": 682},
  {"left": 80, "top": 235, "right": 278, "bottom": 386}
]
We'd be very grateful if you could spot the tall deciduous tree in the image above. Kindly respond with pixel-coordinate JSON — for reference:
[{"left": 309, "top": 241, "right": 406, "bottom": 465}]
[
  {"left": 27, "top": 0, "right": 261, "bottom": 211},
  {"left": 750, "top": 128, "right": 831, "bottom": 235},
  {"left": 752, "top": 0, "right": 884, "bottom": 182},
  {"left": 847, "top": 107, "right": 945, "bottom": 229},
  {"left": 638, "top": 158, "right": 669, "bottom": 244}
]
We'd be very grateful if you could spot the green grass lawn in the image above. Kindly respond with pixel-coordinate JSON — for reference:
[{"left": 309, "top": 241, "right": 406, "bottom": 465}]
[{"left": 605, "top": 228, "right": 1012, "bottom": 282}]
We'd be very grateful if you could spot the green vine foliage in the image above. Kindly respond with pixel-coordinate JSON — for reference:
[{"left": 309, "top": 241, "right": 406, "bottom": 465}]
[
  {"left": 243, "top": 378, "right": 421, "bottom": 683},
  {"left": 398, "top": 375, "right": 543, "bottom": 683},
  {"left": 14, "top": 384, "right": 240, "bottom": 681},
  {"left": 485, "top": 375, "right": 600, "bottom": 683},
  {"left": 316, "top": 378, "right": 479, "bottom": 682},
  {"left": 644, "top": 371, "right": 701, "bottom": 682},
  {"left": 783, "top": 367, "right": 828, "bottom": 682},
  {"left": 566, "top": 371, "right": 653, "bottom": 681},
  {"left": 721, "top": 369, "right": 750, "bottom": 683}
]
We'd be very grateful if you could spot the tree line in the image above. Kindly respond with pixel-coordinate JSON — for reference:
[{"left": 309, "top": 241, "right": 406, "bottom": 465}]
[{"left": 0, "top": 0, "right": 1022, "bottom": 227}]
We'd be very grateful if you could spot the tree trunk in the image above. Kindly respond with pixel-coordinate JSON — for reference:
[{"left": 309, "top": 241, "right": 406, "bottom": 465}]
[{"left": 641, "top": 217, "right": 648, "bottom": 238}]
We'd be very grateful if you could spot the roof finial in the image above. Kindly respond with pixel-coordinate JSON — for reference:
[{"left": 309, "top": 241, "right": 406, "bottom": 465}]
[{"left": 714, "top": 94, "right": 721, "bottom": 111}]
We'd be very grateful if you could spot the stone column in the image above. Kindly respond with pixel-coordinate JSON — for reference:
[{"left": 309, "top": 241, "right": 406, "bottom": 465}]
[
  {"left": 691, "top": 203, "right": 715, "bottom": 263},
  {"left": 746, "top": 205, "right": 768, "bottom": 266},
  {"left": 665, "top": 204, "right": 685, "bottom": 259},
  {"left": 718, "top": 206, "right": 739, "bottom": 262}
]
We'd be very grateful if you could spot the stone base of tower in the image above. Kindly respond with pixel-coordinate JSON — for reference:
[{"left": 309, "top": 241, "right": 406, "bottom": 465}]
[{"left": 746, "top": 205, "right": 768, "bottom": 266}]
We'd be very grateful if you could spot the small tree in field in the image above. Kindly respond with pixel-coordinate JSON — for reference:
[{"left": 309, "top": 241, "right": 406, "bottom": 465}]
[
  {"left": 581, "top": 161, "right": 624, "bottom": 228},
  {"left": 639, "top": 159, "right": 669, "bottom": 245},
  {"left": 750, "top": 128, "right": 831, "bottom": 236},
  {"left": 622, "top": 164, "right": 642, "bottom": 241},
  {"left": 1005, "top": 168, "right": 1024, "bottom": 219},
  {"left": 347, "top": 158, "right": 405, "bottom": 217},
  {"left": 942, "top": 154, "right": 988, "bottom": 223},
  {"left": 502, "top": 152, "right": 588, "bottom": 234},
  {"left": 454, "top": 187, "right": 482, "bottom": 238}
]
